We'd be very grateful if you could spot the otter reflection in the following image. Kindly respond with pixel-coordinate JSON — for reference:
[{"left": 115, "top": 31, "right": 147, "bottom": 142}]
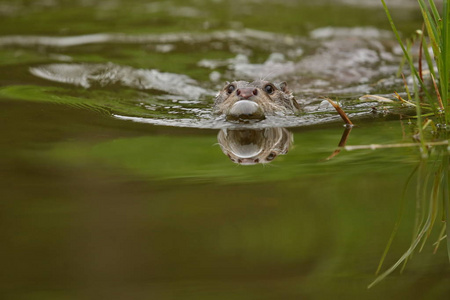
[{"left": 217, "top": 128, "right": 293, "bottom": 165}]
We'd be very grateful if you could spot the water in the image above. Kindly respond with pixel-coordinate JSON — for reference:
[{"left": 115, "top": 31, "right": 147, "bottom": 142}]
[{"left": 0, "top": 0, "right": 449, "bottom": 299}]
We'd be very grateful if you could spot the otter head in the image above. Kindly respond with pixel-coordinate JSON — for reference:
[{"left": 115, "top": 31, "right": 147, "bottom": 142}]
[{"left": 213, "top": 80, "right": 301, "bottom": 121}]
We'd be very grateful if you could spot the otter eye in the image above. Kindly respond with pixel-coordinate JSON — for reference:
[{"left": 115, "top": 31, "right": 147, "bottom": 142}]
[
  {"left": 226, "top": 84, "right": 236, "bottom": 94},
  {"left": 264, "top": 84, "right": 275, "bottom": 94},
  {"left": 266, "top": 152, "right": 276, "bottom": 161}
]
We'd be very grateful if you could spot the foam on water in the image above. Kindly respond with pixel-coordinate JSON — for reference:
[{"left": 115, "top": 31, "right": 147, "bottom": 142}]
[{"left": 30, "top": 63, "right": 212, "bottom": 100}]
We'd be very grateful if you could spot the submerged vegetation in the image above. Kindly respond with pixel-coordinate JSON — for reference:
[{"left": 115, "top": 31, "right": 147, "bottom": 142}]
[
  {"left": 368, "top": 142, "right": 449, "bottom": 288},
  {"left": 369, "top": 0, "right": 450, "bottom": 288}
]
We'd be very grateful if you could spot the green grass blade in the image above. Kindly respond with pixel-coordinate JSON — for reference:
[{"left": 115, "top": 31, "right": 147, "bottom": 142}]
[
  {"left": 413, "top": 77, "right": 428, "bottom": 156},
  {"left": 434, "top": 223, "right": 447, "bottom": 252},
  {"left": 381, "top": 0, "right": 433, "bottom": 107},
  {"left": 423, "top": 38, "right": 437, "bottom": 85},
  {"left": 444, "top": 152, "right": 450, "bottom": 262},
  {"left": 428, "top": 0, "right": 442, "bottom": 24},
  {"left": 442, "top": 0, "right": 450, "bottom": 116},
  {"left": 419, "top": 0, "right": 440, "bottom": 52},
  {"left": 375, "top": 165, "right": 418, "bottom": 275},
  {"left": 381, "top": 0, "right": 430, "bottom": 151},
  {"left": 369, "top": 180, "right": 435, "bottom": 288}
]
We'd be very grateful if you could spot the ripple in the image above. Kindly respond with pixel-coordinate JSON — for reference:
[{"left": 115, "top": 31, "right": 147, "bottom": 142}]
[
  {"left": 0, "top": 29, "right": 302, "bottom": 48},
  {"left": 30, "top": 63, "right": 212, "bottom": 99},
  {"left": 113, "top": 109, "right": 374, "bottom": 130},
  {"left": 12, "top": 27, "right": 407, "bottom": 129}
]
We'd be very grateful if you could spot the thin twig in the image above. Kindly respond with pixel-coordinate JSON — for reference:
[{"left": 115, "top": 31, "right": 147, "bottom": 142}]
[
  {"left": 344, "top": 140, "right": 448, "bottom": 151},
  {"left": 430, "top": 73, "right": 445, "bottom": 110},
  {"left": 394, "top": 91, "right": 416, "bottom": 106},
  {"left": 324, "top": 126, "right": 353, "bottom": 161},
  {"left": 324, "top": 98, "right": 353, "bottom": 126},
  {"left": 401, "top": 73, "right": 413, "bottom": 101},
  {"left": 419, "top": 24, "right": 424, "bottom": 83}
]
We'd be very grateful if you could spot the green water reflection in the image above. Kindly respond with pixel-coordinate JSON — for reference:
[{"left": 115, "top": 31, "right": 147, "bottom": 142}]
[{"left": 1, "top": 101, "right": 449, "bottom": 299}]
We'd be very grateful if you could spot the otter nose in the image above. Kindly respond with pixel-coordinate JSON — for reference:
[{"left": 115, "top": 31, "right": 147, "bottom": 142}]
[{"left": 236, "top": 87, "right": 258, "bottom": 99}]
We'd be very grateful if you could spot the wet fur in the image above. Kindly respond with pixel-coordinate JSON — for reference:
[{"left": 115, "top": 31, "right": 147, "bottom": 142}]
[{"left": 214, "top": 80, "right": 300, "bottom": 116}]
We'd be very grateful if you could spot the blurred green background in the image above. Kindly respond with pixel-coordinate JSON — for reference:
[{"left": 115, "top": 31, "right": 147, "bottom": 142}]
[{"left": 0, "top": 0, "right": 449, "bottom": 299}]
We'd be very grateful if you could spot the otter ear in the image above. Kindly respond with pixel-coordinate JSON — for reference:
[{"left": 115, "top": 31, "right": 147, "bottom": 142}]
[{"left": 279, "top": 81, "right": 288, "bottom": 92}]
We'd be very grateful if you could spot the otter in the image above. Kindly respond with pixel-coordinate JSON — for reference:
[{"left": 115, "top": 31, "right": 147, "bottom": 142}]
[{"left": 213, "top": 80, "right": 301, "bottom": 121}]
